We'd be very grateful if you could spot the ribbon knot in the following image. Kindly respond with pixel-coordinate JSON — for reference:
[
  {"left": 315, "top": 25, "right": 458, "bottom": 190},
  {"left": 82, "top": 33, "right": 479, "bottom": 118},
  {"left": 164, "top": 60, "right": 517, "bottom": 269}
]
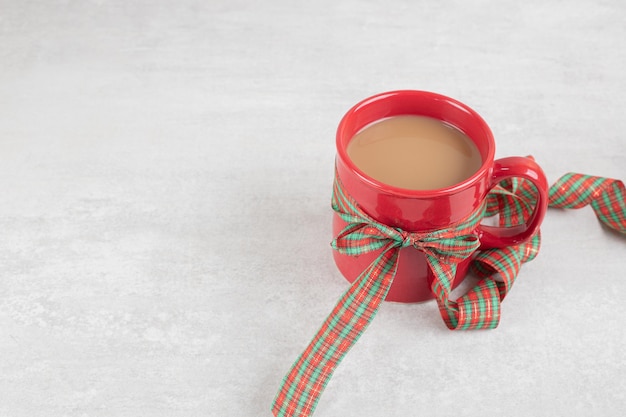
[
  {"left": 400, "top": 231, "right": 425, "bottom": 249},
  {"left": 399, "top": 230, "right": 481, "bottom": 264}
]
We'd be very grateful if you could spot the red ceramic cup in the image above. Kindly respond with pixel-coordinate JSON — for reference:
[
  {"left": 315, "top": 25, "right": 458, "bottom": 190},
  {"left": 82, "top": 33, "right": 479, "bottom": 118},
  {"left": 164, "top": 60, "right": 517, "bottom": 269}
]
[{"left": 333, "top": 90, "right": 549, "bottom": 303}]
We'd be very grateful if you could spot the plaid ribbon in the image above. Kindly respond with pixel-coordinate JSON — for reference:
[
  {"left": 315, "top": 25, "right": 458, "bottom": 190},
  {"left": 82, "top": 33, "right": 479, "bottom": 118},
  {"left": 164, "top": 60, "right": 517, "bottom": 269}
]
[
  {"left": 548, "top": 173, "right": 625, "bottom": 233},
  {"left": 272, "top": 168, "right": 625, "bottom": 417}
]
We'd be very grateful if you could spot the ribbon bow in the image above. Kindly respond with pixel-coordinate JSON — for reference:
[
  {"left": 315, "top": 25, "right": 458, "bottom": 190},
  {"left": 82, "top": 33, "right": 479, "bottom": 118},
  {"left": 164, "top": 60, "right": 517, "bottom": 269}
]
[
  {"left": 331, "top": 194, "right": 482, "bottom": 264},
  {"left": 272, "top": 168, "right": 625, "bottom": 417}
]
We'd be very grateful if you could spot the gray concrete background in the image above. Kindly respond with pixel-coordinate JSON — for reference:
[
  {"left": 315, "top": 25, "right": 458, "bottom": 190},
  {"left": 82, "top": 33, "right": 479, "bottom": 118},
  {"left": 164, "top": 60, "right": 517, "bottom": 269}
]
[{"left": 1, "top": 1, "right": 624, "bottom": 416}]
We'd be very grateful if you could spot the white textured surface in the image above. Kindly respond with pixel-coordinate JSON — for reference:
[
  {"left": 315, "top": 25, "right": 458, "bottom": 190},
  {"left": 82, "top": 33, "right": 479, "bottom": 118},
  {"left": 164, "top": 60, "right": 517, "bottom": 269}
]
[{"left": 1, "top": 1, "right": 625, "bottom": 416}]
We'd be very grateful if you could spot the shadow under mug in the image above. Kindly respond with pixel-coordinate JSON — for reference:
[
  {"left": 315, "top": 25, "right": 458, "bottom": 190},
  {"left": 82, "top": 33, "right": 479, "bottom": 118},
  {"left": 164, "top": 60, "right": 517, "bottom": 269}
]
[{"left": 333, "top": 90, "right": 549, "bottom": 303}]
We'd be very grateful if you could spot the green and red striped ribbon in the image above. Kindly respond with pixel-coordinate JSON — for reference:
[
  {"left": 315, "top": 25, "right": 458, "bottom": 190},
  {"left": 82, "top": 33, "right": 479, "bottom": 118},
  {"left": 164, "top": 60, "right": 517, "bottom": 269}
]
[{"left": 272, "top": 168, "right": 625, "bottom": 417}]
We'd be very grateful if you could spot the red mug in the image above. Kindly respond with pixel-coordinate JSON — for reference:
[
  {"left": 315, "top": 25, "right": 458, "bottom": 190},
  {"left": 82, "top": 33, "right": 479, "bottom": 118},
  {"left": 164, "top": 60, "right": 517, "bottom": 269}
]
[{"left": 333, "top": 90, "right": 549, "bottom": 302}]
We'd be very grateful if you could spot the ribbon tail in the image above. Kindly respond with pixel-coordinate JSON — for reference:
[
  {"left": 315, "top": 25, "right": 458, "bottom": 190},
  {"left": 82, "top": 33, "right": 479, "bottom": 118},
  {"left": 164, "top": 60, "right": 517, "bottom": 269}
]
[
  {"left": 549, "top": 173, "right": 626, "bottom": 234},
  {"left": 429, "top": 242, "right": 530, "bottom": 330},
  {"left": 589, "top": 179, "right": 626, "bottom": 234},
  {"left": 430, "top": 255, "right": 503, "bottom": 331},
  {"left": 271, "top": 242, "right": 400, "bottom": 417},
  {"left": 428, "top": 259, "right": 461, "bottom": 329}
]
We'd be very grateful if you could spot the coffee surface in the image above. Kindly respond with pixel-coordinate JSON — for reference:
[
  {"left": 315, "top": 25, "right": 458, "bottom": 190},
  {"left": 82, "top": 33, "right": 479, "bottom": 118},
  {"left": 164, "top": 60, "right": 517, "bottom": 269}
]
[{"left": 346, "top": 115, "right": 482, "bottom": 190}]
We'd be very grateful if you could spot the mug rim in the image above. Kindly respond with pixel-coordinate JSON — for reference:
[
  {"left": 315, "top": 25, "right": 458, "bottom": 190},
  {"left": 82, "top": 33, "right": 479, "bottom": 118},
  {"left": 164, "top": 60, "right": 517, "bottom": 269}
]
[{"left": 336, "top": 90, "right": 496, "bottom": 198}]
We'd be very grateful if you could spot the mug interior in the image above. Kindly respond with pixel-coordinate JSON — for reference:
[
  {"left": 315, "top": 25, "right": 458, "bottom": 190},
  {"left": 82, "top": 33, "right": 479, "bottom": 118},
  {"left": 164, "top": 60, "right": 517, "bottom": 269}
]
[{"left": 336, "top": 90, "right": 495, "bottom": 195}]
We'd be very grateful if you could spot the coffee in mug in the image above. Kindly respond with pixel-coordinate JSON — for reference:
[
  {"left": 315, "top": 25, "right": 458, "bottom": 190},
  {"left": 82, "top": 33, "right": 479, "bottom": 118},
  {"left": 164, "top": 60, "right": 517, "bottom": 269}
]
[{"left": 346, "top": 115, "right": 482, "bottom": 190}]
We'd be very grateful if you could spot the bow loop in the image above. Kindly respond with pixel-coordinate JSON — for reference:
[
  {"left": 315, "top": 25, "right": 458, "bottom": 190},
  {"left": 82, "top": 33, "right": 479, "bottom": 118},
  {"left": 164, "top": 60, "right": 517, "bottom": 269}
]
[{"left": 331, "top": 220, "right": 407, "bottom": 256}]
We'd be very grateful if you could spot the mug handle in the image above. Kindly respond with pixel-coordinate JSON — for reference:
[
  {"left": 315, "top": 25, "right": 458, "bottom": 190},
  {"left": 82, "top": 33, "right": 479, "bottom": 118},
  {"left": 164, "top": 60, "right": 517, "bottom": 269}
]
[{"left": 478, "top": 156, "right": 549, "bottom": 249}]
